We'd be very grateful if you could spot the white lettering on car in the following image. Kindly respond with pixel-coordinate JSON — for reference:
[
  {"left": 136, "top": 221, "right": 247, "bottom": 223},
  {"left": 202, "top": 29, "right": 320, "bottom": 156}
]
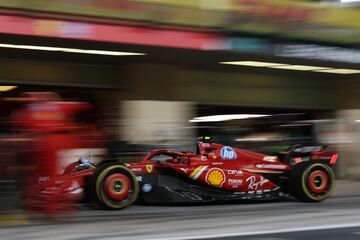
[
  {"left": 246, "top": 176, "right": 269, "bottom": 190},
  {"left": 131, "top": 168, "right": 142, "bottom": 172},
  {"left": 263, "top": 156, "right": 277, "bottom": 162},
  {"left": 228, "top": 169, "right": 244, "bottom": 176},
  {"left": 212, "top": 162, "right": 223, "bottom": 165},
  {"left": 255, "top": 164, "right": 287, "bottom": 169},
  {"left": 67, "top": 181, "right": 82, "bottom": 194},
  {"left": 38, "top": 176, "right": 50, "bottom": 182},
  {"left": 228, "top": 179, "right": 243, "bottom": 187}
]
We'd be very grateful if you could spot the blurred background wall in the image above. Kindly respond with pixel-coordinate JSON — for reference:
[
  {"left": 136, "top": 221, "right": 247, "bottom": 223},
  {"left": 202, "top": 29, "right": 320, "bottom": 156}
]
[{"left": 0, "top": 0, "right": 358, "bottom": 179}]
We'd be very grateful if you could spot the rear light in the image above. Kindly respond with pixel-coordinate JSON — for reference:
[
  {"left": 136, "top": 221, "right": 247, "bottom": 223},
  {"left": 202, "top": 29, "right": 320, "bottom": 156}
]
[{"left": 330, "top": 153, "right": 338, "bottom": 165}]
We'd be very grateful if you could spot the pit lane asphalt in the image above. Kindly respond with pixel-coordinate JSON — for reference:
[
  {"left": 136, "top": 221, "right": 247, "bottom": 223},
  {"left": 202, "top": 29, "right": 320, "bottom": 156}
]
[
  {"left": 1, "top": 180, "right": 360, "bottom": 240},
  {"left": 201, "top": 226, "right": 360, "bottom": 240}
]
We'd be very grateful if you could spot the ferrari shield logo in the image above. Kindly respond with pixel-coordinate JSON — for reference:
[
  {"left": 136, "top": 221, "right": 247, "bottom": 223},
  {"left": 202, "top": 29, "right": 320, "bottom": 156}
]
[{"left": 146, "top": 165, "right": 153, "bottom": 173}]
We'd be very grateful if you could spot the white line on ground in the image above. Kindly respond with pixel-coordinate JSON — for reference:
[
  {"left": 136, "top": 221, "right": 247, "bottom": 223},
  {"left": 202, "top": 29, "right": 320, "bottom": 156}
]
[{"left": 145, "top": 222, "right": 360, "bottom": 240}]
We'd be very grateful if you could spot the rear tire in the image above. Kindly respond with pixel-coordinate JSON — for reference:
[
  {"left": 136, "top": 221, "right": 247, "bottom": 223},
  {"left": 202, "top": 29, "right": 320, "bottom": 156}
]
[
  {"left": 89, "top": 163, "right": 139, "bottom": 209},
  {"left": 288, "top": 162, "right": 334, "bottom": 202}
]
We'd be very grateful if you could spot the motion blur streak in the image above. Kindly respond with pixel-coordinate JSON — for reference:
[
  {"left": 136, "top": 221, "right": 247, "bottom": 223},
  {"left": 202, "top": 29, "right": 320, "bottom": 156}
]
[
  {"left": 0, "top": 92, "right": 107, "bottom": 219},
  {"left": 1, "top": 181, "right": 360, "bottom": 240},
  {"left": 0, "top": 1, "right": 358, "bottom": 240},
  {"left": 0, "top": 44, "right": 146, "bottom": 56}
]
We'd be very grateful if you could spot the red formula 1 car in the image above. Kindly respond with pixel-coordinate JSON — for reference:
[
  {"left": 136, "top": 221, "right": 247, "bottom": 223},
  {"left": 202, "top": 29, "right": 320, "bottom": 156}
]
[{"left": 41, "top": 137, "right": 338, "bottom": 210}]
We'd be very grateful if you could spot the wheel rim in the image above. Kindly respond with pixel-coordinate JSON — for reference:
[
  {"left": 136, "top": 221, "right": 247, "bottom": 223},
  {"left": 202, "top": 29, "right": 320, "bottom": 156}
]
[
  {"left": 103, "top": 173, "right": 130, "bottom": 201},
  {"left": 307, "top": 170, "right": 329, "bottom": 194}
]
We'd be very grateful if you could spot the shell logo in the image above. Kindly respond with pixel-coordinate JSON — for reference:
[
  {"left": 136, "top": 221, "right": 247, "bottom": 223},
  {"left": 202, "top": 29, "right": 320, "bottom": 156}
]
[{"left": 206, "top": 168, "right": 226, "bottom": 187}]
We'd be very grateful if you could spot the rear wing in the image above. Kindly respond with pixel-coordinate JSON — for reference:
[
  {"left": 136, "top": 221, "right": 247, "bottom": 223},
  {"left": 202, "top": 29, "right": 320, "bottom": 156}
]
[{"left": 277, "top": 145, "right": 338, "bottom": 166}]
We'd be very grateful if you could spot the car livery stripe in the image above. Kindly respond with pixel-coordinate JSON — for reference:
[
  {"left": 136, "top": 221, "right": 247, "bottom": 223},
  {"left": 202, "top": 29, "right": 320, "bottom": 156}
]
[
  {"left": 189, "top": 166, "right": 203, "bottom": 178},
  {"left": 242, "top": 168, "right": 285, "bottom": 174},
  {"left": 193, "top": 166, "right": 208, "bottom": 180},
  {"left": 189, "top": 166, "right": 208, "bottom": 180}
]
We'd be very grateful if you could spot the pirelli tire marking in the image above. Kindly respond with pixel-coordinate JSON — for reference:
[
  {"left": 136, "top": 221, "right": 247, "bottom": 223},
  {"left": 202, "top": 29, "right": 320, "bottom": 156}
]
[
  {"left": 301, "top": 163, "right": 334, "bottom": 201},
  {"left": 95, "top": 165, "right": 139, "bottom": 209}
]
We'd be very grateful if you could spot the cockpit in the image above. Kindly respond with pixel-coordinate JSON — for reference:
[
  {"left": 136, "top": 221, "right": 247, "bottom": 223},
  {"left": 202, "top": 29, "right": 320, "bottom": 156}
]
[{"left": 145, "top": 151, "right": 189, "bottom": 165}]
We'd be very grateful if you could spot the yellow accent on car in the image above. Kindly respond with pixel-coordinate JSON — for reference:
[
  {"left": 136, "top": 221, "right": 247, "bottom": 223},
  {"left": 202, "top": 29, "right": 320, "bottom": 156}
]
[
  {"left": 207, "top": 169, "right": 225, "bottom": 187},
  {"left": 146, "top": 165, "right": 154, "bottom": 173},
  {"left": 189, "top": 166, "right": 204, "bottom": 178}
]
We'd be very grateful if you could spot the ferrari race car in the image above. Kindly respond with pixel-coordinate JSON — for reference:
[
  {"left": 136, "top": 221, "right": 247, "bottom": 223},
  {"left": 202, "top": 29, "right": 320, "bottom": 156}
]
[
  {"left": 126, "top": 138, "right": 338, "bottom": 205},
  {"left": 32, "top": 137, "right": 338, "bottom": 211},
  {"left": 30, "top": 140, "right": 338, "bottom": 209}
]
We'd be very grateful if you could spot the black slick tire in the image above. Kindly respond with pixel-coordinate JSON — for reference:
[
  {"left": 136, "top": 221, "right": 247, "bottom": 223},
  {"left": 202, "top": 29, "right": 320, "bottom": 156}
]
[
  {"left": 288, "top": 162, "right": 335, "bottom": 202},
  {"left": 89, "top": 163, "right": 139, "bottom": 209}
]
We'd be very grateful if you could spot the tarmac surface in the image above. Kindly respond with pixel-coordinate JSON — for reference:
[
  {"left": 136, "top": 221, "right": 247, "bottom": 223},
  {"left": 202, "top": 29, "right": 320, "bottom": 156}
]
[{"left": 1, "top": 180, "right": 360, "bottom": 240}]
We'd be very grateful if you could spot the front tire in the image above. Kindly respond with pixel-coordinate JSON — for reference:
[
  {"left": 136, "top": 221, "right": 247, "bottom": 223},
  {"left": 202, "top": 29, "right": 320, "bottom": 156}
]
[
  {"left": 90, "top": 163, "right": 139, "bottom": 209},
  {"left": 288, "top": 162, "right": 335, "bottom": 202}
]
